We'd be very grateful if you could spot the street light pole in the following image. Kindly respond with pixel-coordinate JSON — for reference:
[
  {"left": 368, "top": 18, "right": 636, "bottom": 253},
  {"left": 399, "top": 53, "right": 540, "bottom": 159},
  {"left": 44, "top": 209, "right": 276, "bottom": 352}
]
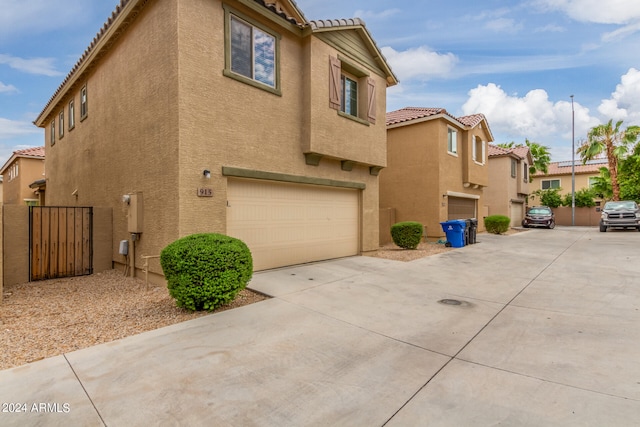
[{"left": 571, "top": 95, "right": 575, "bottom": 226}]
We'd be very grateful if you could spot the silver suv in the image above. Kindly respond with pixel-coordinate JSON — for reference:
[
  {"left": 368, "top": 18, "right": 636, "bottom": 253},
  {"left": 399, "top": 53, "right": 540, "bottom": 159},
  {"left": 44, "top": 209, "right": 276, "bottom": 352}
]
[{"left": 599, "top": 201, "right": 640, "bottom": 232}]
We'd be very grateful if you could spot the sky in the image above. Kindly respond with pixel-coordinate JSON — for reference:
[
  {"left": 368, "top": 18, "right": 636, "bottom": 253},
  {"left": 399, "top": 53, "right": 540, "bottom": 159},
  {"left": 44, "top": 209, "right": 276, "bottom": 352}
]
[{"left": 1, "top": 0, "right": 640, "bottom": 167}]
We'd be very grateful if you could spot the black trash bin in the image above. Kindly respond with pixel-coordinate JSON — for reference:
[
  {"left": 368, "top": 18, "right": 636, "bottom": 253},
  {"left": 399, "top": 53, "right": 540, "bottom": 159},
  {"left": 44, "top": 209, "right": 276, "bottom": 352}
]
[
  {"left": 463, "top": 219, "right": 471, "bottom": 245},
  {"left": 468, "top": 218, "right": 478, "bottom": 244}
]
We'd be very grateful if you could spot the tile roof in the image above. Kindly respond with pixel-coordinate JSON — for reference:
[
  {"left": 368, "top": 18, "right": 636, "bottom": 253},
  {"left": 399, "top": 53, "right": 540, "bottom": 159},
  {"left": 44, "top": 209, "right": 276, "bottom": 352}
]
[
  {"left": 487, "top": 144, "right": 511, "bottom": 156},
  {"left": 309, "top": 18, "right": 365, "bottom": 30},
  {"left": 534, "top": 159, "right": 609, "bottom": 176},
  {"left": 386, "top": 107, "right": 455, "bottom": 126},
  {"left": 14, "top": 146, "right": 45, "bottom": 158},
  {"left": 457, "top": 114, "right": 485, "bottom": 128}
]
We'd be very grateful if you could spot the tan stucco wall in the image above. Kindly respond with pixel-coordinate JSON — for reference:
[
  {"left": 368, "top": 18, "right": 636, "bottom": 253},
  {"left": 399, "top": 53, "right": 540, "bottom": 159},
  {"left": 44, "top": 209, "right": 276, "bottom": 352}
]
[
  {"left": 532, "top": 173, "right": 597, "bottom": 197},
  {"left": 304, "top": 37, "right": 388, "bottom": 167},
  {"left": 2, "top": 205, "right": 29, "bottom": 287},
  {"left": 486, "top": 156, "right": 528, "bottom": 217},
  {"left": 2, "top": 158, "right": 44, "bottom": 205},
  {"left": 381, "top": 118, "right": 487, "bottom": 239},
  {"left": 41, "top": 0, "right": 386, "bottom": 279}
]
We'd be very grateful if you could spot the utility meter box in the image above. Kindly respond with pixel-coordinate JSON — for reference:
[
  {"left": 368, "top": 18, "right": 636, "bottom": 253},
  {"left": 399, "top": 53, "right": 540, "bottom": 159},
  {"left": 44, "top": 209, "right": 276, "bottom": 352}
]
[
  {"left": 127, "top": 192, "right": 143, "bottom": 233},
  {"left": 119, "top": 240, "right": 129, "bottom": 255}
]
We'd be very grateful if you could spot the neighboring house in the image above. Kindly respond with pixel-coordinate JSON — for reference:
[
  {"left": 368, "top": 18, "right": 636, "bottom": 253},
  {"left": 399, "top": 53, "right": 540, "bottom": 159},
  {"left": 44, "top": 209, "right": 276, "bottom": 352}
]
[
  {"left": 33, "top": 0, "right": 397, "bottom": 277},
  {"left": 0, "top": 147, "right": 45, "bottom": 206},
  {"left": 486, "top": 144, "right": 533, "bottom": 227},
  {"left": 532, "top": 158, "right": 608, "bottom": 201},
  {"left": 380, "top": 107, "right": 492, "bottom": 240}
]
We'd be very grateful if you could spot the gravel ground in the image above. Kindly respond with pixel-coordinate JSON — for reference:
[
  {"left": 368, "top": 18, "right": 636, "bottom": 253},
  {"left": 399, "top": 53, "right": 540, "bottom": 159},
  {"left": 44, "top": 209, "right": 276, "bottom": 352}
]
[
  {"left": 0, "top": 270, "right": 267, "bottom": 371},
  {"left": 1, "top": 230, "right": 523, "bottom": 371}
]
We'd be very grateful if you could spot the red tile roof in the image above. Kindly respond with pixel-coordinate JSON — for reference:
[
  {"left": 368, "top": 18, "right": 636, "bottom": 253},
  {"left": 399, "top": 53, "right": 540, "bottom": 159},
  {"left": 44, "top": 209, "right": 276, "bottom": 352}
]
[
  {"left": 14, "top": 146, "right": 45, "bottom": 158},
  {"left": 457, "top": 114, "right": 485, "bottom": 128},
  {"left": 534, "top": 159, "right": 608, "bottom": 176},
  {"left": 488, "top": 144, "right": 511, "bottom": 156},
  {"left": 386, "top": 107, "right": 457, "bottom": 126}
]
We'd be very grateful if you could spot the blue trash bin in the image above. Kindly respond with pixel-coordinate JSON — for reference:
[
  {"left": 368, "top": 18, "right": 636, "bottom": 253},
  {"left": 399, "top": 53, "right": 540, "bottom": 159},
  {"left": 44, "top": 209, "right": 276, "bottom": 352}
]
[{"left": 440, "top": 220, "right": 467, "bottom": 248}]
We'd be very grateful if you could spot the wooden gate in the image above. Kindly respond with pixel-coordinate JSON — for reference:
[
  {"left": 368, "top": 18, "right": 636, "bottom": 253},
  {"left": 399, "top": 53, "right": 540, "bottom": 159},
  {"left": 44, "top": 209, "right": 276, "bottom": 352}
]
[{"left": 29, "top": 207, "right": 93, "bottom": 281}]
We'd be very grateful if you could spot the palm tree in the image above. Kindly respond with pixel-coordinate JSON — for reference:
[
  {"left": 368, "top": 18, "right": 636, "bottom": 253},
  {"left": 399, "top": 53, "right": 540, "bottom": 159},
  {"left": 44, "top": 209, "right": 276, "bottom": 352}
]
[
  {"left": 577, "top": 119, "right": 640, "bottom": 201},
  {"left": 497, "top": 139, "right": 551, "bottom": 177}
]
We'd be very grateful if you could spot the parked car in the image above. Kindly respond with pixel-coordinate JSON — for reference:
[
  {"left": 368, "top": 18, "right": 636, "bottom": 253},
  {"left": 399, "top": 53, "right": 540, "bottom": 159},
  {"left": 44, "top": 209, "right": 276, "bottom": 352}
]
[
  {"left": 522, "top": 206, "right": 555, "bottom": 229},
  {"left": 599, "top": 200, "right": 640, "bottom": 232}
]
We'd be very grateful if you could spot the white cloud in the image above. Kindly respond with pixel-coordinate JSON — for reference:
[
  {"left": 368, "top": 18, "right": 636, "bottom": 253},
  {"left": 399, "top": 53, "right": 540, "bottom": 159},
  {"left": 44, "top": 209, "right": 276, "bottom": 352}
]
[
  {"left": 534, "top": 23, "right": 567, "bottom": 33},
  {"left": 0, "top": 82, "right": 17, "bottom": 93},
  {"left": 0, "top": 54, "right": 63, "bottom": 77},
  {"left": 484, "top": 18, "right": 523, "bottom": 33},
  {"left": 0, "top": 117, "right": 41, "bottom": 140},
  {"left": 533, "top": 0, "right": 640, "bottom": 24},
  {"left": 597, "top": 68, "right": 640, "bottom": 123},
  {"left": 380, "top": 46, "right": 458, "bottom": 81},
  {"left": 353, "top": 8, "right": 401, "bottom": 21},
  {"left": 461, "top": 83, "right": 598, "bottom": 147}
]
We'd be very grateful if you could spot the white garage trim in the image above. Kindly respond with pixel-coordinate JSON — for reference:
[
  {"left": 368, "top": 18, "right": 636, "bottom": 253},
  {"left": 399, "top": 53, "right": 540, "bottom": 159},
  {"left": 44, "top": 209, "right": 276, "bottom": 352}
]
[{"left": 226, "top": 178, "right": 359, "bottom": 271}]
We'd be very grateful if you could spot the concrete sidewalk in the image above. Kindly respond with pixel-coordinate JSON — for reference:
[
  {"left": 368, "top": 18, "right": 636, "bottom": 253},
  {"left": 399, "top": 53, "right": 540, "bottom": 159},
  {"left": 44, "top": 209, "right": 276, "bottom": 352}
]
[{"left": 1, "top": 226, "right": 640, "bottom": 426}]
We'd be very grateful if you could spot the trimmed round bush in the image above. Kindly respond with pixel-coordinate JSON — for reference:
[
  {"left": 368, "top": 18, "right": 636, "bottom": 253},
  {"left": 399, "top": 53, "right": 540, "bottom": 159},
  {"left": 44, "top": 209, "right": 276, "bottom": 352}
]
[
  {"left": 484, "top": 215, "right": 510, "bottom": 234},
  {"left": 160, "top": 233, "right": 253, "bottom": 311},
  {"left": 391, "top": 221, "right": 423, "bottom": 249}
]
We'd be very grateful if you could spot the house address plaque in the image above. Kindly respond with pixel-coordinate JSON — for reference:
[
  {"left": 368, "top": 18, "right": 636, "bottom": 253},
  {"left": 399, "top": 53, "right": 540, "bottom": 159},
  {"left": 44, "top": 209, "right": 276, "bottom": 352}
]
[{"left": 197, "top": 188, "right": 213, "bottom": 197}]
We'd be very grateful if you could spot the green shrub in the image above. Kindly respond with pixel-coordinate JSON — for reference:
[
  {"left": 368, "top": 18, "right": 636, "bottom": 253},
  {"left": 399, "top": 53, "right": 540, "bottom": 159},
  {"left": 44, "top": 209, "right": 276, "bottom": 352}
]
[
  {"left": 390, "top": 221, "right": 423, "bottom": 249},
  {"left": 160, "top": 233, "right": 253, "bottom": 311},
  {"left": 484, "top": 215, "right": 510, "bottom": 234}
]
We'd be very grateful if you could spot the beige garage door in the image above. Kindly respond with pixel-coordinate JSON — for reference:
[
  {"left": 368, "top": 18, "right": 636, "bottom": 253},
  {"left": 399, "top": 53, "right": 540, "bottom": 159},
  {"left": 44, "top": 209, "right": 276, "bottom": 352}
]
[
  {"left": 510, "top": 202, "right": 524, "bottom": 227},
  {"left": 448, "top": 196, "right": 476, "bottom": 220},
  {"left": 226, "top": 179, "right": 359, "bottom": 271}
]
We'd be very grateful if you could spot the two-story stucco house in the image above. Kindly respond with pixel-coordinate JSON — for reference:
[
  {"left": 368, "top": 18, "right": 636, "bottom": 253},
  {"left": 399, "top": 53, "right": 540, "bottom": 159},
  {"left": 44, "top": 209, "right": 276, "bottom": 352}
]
[
  {"left": 0, "top": 147, "right": 46, "bottom": 206},
  {"left": 380, "top": 107, "right": 492, "bottom": 240},
  {"left": 33, "top": 0, "right": 397, "bottom": 278},
  {"left": 486, "top": 144, "right": 533, "bottom": 227}
]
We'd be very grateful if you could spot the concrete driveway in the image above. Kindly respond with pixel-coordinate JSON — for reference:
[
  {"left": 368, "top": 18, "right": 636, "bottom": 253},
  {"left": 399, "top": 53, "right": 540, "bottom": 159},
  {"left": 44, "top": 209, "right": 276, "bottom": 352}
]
[{"left": 1, "top": 226, "right": 639, "bottom": 426}]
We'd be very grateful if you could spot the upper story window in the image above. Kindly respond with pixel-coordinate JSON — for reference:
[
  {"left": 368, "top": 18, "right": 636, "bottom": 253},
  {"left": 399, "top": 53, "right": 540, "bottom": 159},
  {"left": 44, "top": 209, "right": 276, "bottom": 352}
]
[
  {"left": 589, "top": 176, "right": 598, "bottom": 188},
  {"left": 447, "top": 128, "right": 458, "bottom": 154},
  {"left": 80, "top": 85, "right": 88, "bottom": 120},
  {"left": 8, "top": 162, "right": 18, "bottom": 181},
  {"left": 541, "top": 179, "right": 560, "bottom": 189},
  {"left": 472, "top": 136, "right": 485, "bottom": 164},
  {"left": 511, "top": 159, "right": 517, "bottom": 178},
  {"left": 329, "top": 56, "right": 376, "bottom": 125},
  {"left": 523, "top": 163, "right": 529, "bottom": 182},
  {"left": 50, "top": 120, "right": 55, "bottom": 146},
  {"left": 59, "top": 111, "right": 64, "bottom": 139},
  {"left": 341, "top": 75, "right": 358, "bottom": 117},
  {"left": 69, "top": 99, "right": 75, "bottom": 130},
  {"left": 223, "top": 7, "right": 280, "bottom": 95}
]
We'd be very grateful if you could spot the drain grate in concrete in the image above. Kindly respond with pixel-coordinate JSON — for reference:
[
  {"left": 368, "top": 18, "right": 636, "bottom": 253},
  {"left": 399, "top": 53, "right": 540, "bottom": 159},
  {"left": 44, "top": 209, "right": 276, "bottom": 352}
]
[{"left": 438, "top": 298, "right": 462, "bottom": 306}]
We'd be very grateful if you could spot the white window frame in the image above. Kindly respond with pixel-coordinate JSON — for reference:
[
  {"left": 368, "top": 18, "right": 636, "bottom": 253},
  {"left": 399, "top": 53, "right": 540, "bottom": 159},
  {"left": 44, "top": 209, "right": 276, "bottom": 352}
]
[
  {"left": 541, "top": 179, "right": 561, "bottom": 190},
  {"left": 472, "top": 136, "right": 485, "bottom": 164},
  {"left": 59, "top": 110, "right": 64, "bottom": 139},
  {"left": 447, "top": 127, "right": 458, "bottom": 155},
  {"left": 80, "top": 85, "right": 88, "bottom": 120},
  {"left": 69, "top": 99, "right": 75, "bottom": 130}
]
